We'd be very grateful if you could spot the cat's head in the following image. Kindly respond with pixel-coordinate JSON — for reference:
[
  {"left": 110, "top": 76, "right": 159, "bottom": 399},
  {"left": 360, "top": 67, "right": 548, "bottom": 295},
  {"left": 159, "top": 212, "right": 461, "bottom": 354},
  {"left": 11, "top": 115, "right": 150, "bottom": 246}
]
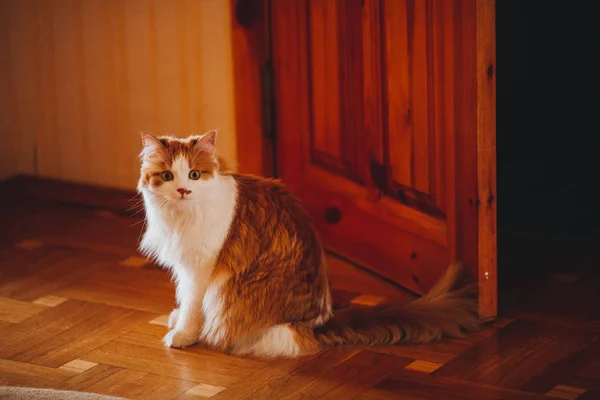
[{"left": 137, "top": 130, "right": 225, "bottom": 204}]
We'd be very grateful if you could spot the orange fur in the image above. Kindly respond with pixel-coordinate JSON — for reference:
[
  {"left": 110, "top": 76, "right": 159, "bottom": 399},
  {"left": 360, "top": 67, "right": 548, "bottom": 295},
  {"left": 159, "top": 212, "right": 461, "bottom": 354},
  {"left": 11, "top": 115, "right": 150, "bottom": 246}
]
[
  {"left": 138, "top": 132, "right": 480, "bottom": 358},
  {"left": 207, "top": 174, "right": 333, "bottom": 353}
]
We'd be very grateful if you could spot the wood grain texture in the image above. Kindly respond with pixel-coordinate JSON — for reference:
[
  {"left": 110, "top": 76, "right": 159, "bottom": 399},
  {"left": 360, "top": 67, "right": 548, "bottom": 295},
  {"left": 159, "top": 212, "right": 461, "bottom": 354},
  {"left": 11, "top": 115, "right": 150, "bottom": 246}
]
[
  {"left": 0, "top": 0, "right": 237, "bottom": 187},
  {"left": 230, "top": 0, "right": 273, "bottom": 176},
  {"left": 435, "top": 320, "right": 597, "bottom": 389},
  {"left": 270, "top": 0, "right": 497, "bottom": 319},
  {"left": 309, "top": 0, "right": 343, "bottom": 163},
  {"left": 475, "top": 0, "right": 498, "bottom": 320},
  {"left": 384, "top": 0, "right": 412, "bottom": 189},
  {"left": 0, "top": 297, "right": 47, "bottom": 323},
  {"left": 0, "top": 176, "right": 597, "bottom": 400},
  {"left": 441, "top": 0, "right": 499, "bottom": 321},
  {"left": 370, "top": 370, "right": 551, "bottom": 400},
  {"left": 361, "top": 0, "right": 385, "bottom": 199}
]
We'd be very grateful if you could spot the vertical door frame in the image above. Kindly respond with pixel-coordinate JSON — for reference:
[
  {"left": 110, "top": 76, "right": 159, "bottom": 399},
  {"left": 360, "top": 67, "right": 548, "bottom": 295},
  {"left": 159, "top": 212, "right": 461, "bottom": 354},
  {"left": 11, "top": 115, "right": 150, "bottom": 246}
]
[
  {"left": 230, "top": 0, "right": 273, "bottom": 177},
  {"left": 446, "top": 0, "right": 497, "bottom": 320},
  {"left": 230, "top": 0, "right": 497, "bottom": 320},
  {"left": 475, "top": 0, "right": 497, "bottom": 320}
]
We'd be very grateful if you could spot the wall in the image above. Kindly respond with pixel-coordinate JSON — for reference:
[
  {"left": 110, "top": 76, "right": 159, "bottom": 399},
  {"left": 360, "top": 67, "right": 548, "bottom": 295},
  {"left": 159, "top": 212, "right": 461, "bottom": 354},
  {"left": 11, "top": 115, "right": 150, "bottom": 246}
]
[{"left": 0, "top": 0, "right": 237, "bottom": 189}]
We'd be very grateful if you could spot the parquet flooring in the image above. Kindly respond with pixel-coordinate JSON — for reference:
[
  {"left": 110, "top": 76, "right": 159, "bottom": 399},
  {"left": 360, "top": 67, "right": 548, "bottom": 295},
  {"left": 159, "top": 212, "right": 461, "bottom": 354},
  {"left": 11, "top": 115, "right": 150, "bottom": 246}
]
[{"left": 1, "top": 188, "right": 599, "bottom": 399}]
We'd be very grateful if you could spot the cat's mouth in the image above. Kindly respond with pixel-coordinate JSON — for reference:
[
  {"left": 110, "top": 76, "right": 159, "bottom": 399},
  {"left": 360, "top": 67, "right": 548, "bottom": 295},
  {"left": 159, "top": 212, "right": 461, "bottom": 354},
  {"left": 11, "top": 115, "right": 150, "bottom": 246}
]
[{"left": 170, "top": 195, "right": 195, "bottom": 204}]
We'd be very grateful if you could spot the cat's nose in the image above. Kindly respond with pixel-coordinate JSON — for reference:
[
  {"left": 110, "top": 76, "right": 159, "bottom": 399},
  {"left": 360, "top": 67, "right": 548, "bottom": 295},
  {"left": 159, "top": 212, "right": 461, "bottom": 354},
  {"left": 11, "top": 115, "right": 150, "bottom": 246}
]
[{"left": 177, "top": 188, "right": 187, "bottom": 195}]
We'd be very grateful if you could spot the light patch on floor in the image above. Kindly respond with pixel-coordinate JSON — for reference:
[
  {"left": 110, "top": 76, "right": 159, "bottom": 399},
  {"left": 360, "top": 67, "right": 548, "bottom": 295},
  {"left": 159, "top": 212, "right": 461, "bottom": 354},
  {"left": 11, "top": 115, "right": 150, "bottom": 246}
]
[
  {"left": 350, "top": 294, "right": 385, "bottom": 306},
  {"left": 404, "top": 360, "right": 443, "bottom": 373},
  {"left": 119, "top": 256, "right": 148, "bottom": 268},
  {"left": 15, "top": 240, "right": 44, "bottom": 250},
  {"left": 58, "top": 359, "right": 98, "bottom": 374},
  {"left": 148, "top": 315, "right": 169, "bottom": 327},
  {"left": 184, "top": 383, "right": 226, "bottom": 398},
  {"left": 545, "top": 385, "right": 587, "bottom": 400},
  {"left": 32, "top": 295, "right": 68, "bottom": 307},
  {"left": 0, "top": 297, "right": 47, "bottom": 323}
]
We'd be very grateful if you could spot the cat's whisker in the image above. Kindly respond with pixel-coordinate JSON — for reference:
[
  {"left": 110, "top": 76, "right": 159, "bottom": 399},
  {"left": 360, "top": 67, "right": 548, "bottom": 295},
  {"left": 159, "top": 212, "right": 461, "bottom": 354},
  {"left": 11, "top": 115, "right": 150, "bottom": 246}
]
[
  {"left": 128, "top": 207, "right": 147, "bottom": 218},
  {"left": 135, "top": 223, "right": 147, "bottom": 244},
  {"left": 127, "top": 207, "right": 145, "bottom": 216},
  {"left": 130, "top": 218, "right": 147, "bottom": 227},
  {"left": 128, "top": 202, "right": 144, "bottom": 211},
  {"left": 127, "top": 200, "right": 145, "bottom": 211}
]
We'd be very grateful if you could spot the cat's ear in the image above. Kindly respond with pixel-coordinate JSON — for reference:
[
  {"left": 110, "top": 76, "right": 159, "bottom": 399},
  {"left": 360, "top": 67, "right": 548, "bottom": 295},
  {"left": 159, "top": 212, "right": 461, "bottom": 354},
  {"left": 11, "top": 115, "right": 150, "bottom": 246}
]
[
  {"left": 141, "top": 132, "right": 160, "bottom": 147},
  {"left": 195, "top": 130, "right": 217, "bottom": 154},
  {"left": 140, "top": 132, "right": 165, "bottom": 159}
]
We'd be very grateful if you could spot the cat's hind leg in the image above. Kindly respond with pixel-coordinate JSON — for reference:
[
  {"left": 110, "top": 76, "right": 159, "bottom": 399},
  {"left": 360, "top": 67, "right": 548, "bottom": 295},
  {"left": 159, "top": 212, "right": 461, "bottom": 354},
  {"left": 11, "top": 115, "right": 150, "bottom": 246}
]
[
  {"left": 233, "top": 323, "right": 321, "bottom": 358},
  {"left": 201, "top": 268, "right": 328, "bottom": 358}
]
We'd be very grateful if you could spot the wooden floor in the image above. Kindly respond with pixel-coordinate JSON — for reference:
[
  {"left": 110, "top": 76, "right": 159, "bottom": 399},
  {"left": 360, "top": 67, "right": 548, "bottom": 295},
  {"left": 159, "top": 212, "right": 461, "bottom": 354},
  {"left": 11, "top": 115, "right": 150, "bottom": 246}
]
[{"left": 1, "top": 180, "right": 599, "bottom": 399}]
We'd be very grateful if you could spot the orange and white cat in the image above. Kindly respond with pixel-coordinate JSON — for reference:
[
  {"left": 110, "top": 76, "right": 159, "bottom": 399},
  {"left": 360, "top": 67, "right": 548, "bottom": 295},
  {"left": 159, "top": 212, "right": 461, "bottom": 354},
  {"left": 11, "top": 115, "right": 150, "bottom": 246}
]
[{"left": 137, "top": 130, "right": 480, "bottom": 358}]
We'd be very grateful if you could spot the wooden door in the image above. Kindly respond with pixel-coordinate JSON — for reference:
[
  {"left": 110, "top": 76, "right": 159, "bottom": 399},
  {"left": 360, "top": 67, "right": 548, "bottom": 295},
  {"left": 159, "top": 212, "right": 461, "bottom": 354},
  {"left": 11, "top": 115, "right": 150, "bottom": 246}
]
[{"left": 270, "top": 0, "right": 496, "bottom": 319}]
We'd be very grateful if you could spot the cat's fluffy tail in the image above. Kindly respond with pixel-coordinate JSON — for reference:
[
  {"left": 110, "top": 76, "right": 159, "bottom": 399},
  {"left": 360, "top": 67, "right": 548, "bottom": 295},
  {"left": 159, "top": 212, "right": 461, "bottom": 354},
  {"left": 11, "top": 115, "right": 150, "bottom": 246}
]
[{"left": 312, "top": 262, "right": 481, "bottom": 348}]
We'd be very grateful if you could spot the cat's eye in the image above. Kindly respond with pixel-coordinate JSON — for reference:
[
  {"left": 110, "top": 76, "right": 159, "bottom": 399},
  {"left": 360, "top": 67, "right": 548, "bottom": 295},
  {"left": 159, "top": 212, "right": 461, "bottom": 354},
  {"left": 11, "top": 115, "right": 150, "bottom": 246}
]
[
  {"left": 161, "top": 171, "right": 174, "bottom": 181},
  {"left": 189, "top": 170, "right": 201, "bottom": 180}
]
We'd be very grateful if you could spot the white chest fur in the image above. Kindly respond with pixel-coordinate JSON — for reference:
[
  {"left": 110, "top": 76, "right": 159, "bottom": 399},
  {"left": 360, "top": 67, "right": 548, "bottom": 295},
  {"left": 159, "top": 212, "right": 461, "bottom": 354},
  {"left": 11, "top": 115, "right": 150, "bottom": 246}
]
[{"left": 139, "top": 176, "right": 238, "bottom": 276}]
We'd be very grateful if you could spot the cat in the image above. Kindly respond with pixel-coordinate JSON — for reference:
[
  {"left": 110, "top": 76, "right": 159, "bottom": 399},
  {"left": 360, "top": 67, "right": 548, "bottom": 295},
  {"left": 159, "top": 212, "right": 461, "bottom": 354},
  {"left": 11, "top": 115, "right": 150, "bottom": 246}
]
[{"left": 137, "top": 130, "right": 481, "bottom": 358}]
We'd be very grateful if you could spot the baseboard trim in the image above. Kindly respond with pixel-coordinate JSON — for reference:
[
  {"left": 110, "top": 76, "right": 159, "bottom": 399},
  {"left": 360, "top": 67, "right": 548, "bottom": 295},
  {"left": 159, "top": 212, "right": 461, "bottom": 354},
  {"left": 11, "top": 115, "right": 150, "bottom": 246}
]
[{"left": 0, "top": 175, "right": 139, "bottom": 215}]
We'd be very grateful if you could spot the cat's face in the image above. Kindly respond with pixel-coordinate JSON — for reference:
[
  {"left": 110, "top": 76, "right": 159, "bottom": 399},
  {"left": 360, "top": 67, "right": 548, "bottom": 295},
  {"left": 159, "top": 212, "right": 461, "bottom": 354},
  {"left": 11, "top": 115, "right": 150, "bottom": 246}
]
[{"left": 137, "top": 131, "right": 221, "bottom": 204}]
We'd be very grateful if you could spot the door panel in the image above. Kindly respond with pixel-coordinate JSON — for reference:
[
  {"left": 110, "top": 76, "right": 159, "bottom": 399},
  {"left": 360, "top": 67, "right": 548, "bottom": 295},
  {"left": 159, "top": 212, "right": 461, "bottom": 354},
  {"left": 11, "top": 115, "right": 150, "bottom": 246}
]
[
  {"left": 382, "top": 0, "right": 443, "bottom": 218},
  {"left": 271, "top": 0, "right": 496, "bottom": 318},
  {"left": 308, "top": 0, "right": 364, "bottom": 182}
]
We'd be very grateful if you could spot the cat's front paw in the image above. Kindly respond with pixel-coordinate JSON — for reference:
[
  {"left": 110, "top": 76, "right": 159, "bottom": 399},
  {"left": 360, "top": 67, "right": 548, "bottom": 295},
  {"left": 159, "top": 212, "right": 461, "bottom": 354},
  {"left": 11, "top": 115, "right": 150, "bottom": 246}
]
[
  {"left": 163, "top": 329, "right": 197, "bottom": 348},
  {"left": 167, "top": 308, "right": 179, "bottom": 329}
]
